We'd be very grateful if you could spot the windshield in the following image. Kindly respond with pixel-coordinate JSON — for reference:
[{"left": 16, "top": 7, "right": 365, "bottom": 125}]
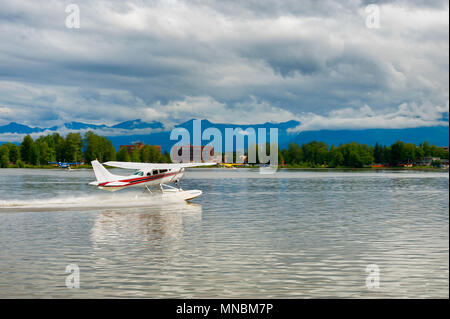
[{"left": 133, "top": 171, "right": 144, "bottom": 176}]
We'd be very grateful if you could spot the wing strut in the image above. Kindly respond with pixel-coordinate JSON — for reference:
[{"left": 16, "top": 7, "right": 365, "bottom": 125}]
[{"left": 144, "top": 185, "right": 153, "bottom": 194}]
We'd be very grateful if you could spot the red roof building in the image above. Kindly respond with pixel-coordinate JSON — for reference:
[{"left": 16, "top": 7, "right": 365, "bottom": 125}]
[{"left": 120, "top": 142, "right": 161, "bottom": 154}]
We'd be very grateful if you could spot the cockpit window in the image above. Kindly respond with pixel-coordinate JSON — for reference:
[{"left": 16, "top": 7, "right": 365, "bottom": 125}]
[{"left": 133, "top": 171, "right": 144, "bottom": 176}]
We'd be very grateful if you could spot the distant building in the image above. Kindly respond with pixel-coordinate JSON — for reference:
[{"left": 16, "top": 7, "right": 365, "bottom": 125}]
[
  {"left": 416, "top": 157, "right": 441, "bottom": 166},
  {"left": 120, "top": 142, "right": 161, "bottom": 154},
  {"left": 171, "top": 144, "right": 214, "bottom": 162}
]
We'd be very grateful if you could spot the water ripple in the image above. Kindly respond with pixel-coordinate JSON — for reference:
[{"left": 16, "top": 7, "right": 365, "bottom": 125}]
[{"left": 0, "top": 169, "right": 448, "bottom": 298}]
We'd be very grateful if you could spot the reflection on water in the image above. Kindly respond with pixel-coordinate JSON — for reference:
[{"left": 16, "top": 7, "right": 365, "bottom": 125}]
[
  {"left": 86, "top": 204, "right": 203, "bottom": 298},
  {"left": 0, "top": 168, "right": 448, "bottom": 298},
  {"left": 91, "top": 204, "right": 202, "bottom": 247}
]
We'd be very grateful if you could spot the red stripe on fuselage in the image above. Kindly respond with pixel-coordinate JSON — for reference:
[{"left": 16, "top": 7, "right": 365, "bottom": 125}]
[{"left": 99, "top": 171, "right": 179, "bottom": 187}]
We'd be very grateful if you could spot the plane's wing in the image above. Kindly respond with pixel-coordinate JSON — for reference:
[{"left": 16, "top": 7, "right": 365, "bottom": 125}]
[{"left": 103, "top": 161, "right": 217, "bottom": 170}]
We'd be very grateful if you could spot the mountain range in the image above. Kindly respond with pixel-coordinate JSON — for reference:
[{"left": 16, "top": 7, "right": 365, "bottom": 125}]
[{"left": 0, "top": 119, "right": 448, "bottom": 151}]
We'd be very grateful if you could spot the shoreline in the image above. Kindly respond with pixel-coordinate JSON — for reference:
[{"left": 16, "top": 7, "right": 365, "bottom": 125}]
[{"left": 0, "top": 165, "right": 447, "bottom": 172}]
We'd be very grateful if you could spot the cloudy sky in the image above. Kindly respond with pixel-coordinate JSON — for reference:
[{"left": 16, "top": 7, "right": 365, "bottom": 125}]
[{"left": 0, "top": 0, "right": 448, "bottom": 131}]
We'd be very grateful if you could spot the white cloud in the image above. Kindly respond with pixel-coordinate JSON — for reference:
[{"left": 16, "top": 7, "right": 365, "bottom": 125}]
[
  {"left": 0, "top": 126, "right": 165, "bottom": 143},
  {"left": 289, "top": 101, "right": 449, "bottom": 132},
  {"left": 143, "top": 95, "right": 299, "bottom": 127},
  {"left": 0, "top": 107, "right": 13, "bottom": 116}
]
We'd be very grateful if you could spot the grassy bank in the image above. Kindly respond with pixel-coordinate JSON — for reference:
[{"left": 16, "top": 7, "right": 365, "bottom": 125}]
[
  {"left": 1, "top": 164, "right": 93, "bottom": 169},
  {"left": 227, "top": 164, "right": 447, "bottom": 171}
]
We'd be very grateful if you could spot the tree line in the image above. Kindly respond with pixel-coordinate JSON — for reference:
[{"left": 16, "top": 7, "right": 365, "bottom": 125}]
[
  {"left": 0, "top": 131, "right": 170, "bottom": 168},
  {"left": 280, "top": 140, "right": 448, "bottom": 168},
  {"left": 0, "top": 133, "right": 447, "bottom": 168}
]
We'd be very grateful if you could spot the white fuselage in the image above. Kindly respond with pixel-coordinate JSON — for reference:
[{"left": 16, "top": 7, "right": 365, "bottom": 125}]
[{"left": 91, "top": 168, "right": 185, "bottom": 191}]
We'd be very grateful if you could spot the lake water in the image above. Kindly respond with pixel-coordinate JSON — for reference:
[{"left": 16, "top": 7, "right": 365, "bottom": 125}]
[{"left": 0, "top": 168, "right": 448, "bottom": 298}]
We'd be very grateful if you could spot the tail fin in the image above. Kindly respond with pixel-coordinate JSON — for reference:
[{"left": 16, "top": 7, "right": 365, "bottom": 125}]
[{"left": 91, "top": 160, "right": 116, "bottom": 182}]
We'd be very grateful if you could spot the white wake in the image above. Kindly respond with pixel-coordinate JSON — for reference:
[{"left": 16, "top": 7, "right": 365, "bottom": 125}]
[{"left": 0, "top": 191, "right": 190, "bottom": 212}]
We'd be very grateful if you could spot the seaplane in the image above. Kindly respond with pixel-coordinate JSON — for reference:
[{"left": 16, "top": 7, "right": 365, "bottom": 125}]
[
  {"left": 89, "top": 160, "right": 217, "bottom": 201},
  {"left": 219, "top": 163, "right": 242, "bottom": 169},
  {"left": 49, "top": 161, "right": 84, "bottom": 169}
]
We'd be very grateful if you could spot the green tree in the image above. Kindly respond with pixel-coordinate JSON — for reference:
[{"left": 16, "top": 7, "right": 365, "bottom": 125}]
[
  {"left": 302, "top": 141, "right": 328, "bottom": 165},
  {"left": 422, "top": 141, "right": 431, "bottom": 157},
  {"left": 83, "top": 131, "right": 116, "bottom": 162},
  {"left": 0, "top": 154, "right": 9, "bottom": 168},
  {"left": 52, "top": 133, "right": 66, "bottom": 161},
  {"left": 37, "top": 141, "right": 52, "bottom": 165},
  {"left": 64, "top": 133, "right": 83, "bottom": 162},
  {"left": 358, "top": 144, "right": 374, "bottom": 166},
  {"left": 403, "top": 143, "right": 416, "bottom": 163},
  {"left": 116, "top": 147, "right": 131, "bottom": 162},
  {"left": 328, "top": 146, "right": 344, "bottom": 167},
  {"left": 35, "top": 136, "right": 56, "bottom": 163},
  {"left": 285, "top": 142, "right": 303, "bottom": 165},
  {"left": 0, "top": 144, "right": 10, "bottom": 168},
  {"left": 141, "top": 145, "right": 161, "bottom": 163},
  {"left": 83, "top": 131, "right": 99, "bottom": 162},
  {"left": 374, "top": 142, "right": 384, "bottom": 164},
  {"left": 162, "top": 150, "right": 172, "bottom": 163},
  {"left": 390, "top": 140, "right": 405, "bottom": 165},
  {"left": 348, "top": 150, "right": 363, "bottom": 168},
  {"left": 383, "top": 145, "right": 391, "bottom": 165},
  {"left": 20, "top": 135, "right": 34, "bottom": 164},
  {"left": 415, "top": 146, "right": 424, "bottom": 161},
  {"left": 131, "top": 148, "right": 141, "bottom": 162},
  {"left": 15, "top": 159, "right": 25, "bottom": 168},
  {"left": 29, "top": 143, "right": 39, "bottom": 165},
  {"left": 4, "top": 143, "right": 20, "bottom": 163},
  {"left": 335, "top": 142, "right": 372, "bottom": 167},
  {"left": 100, "top": 137, "right": 116, "bottom": 162}
]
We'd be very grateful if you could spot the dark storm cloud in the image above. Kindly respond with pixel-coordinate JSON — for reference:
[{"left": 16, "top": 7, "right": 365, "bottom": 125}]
[{"left": 0, "top": 0, "right": 448, "bottom": 130}]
